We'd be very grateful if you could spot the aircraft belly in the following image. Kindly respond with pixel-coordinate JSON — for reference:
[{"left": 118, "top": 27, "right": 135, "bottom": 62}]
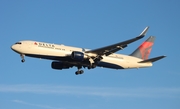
[
  {"left": 97, "top": 62, "right": 124, "bottom": 69},
  {"left": 98, "top": 57, "right": 125, "bottom": 69}
]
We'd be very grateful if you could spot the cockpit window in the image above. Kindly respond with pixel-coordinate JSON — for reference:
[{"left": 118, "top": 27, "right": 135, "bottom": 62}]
[{"left": 15, "top": 42, "right": 22, "bottom": 44}]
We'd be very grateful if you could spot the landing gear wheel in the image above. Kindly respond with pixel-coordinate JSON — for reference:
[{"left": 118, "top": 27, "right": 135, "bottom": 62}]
[
  {"left": 75, "top": 70, "right": 84, "bottom": 75},
  {"left": 75, "top": 71, "right": 79, "bottom": 75},
  {"left": 80, "top": 70, "right": 84, "bottom": 74},
  {"left": 21, "top": 59, "right": 25, "bottom": 63}
]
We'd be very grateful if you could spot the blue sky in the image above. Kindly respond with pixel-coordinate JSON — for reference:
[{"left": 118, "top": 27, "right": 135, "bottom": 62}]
[{"left": 0, "top": 0, "right": 180, "bottom": 109}]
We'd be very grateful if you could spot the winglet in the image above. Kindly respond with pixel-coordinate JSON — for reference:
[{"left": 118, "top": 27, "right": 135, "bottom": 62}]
[{"left": 138, "top": 26, "right": 149, "bottom": 38}]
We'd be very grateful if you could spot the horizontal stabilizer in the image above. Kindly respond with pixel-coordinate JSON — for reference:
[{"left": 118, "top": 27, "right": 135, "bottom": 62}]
[{"left": 138, "top": 55, "right": 166, "bottom": 63}]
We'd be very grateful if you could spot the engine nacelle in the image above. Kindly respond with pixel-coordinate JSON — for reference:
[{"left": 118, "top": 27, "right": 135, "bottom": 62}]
[
  {"left": 71, "top": 51, "right": 84, "bottom": 61},
  {"left": 51, "top": 61, "right": 70, "bottom": 70}
]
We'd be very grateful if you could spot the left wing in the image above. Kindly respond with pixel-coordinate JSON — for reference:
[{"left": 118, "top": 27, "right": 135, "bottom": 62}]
[{"left": 85, "top": 26, "right": 149, "bottom": 56}]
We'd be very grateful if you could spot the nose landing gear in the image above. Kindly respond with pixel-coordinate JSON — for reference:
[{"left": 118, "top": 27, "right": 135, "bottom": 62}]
[{"left": 20, "top": 54, "right": 25, "bottom": 63}]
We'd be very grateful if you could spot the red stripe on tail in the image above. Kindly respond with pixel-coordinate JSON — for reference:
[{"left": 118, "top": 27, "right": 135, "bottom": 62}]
[{"left": 139, "top": 42, "right": 153, "bottom": 60}]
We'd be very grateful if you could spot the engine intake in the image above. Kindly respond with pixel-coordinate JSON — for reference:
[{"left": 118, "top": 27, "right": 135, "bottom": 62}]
[
  {"left": 71, "top": 51, "right": 84, "bottom": 61},
  {"left": 51, "top": 61, "right": 70, "bottom": 70}
]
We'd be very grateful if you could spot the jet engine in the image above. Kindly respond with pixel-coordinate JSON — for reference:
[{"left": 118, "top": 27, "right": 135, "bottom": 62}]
[
  {"left": 51, "top": 61, "right": 70, "bottom": 70},
  {"left": 71, "top": 51, "right": 84, "bottom": 61}
]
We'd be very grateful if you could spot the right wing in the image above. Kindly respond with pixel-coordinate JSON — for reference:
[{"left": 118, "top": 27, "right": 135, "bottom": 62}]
[{"left": 85, "top": 26, "right": 149, "bottom": 56}]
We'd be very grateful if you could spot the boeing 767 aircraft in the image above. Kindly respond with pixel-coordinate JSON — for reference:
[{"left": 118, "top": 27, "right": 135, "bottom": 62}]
[{"left": 11, "top": 27, "right": 166, "bottom": 75}]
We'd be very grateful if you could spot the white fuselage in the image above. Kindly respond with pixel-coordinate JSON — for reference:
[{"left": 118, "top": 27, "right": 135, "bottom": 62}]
[{"left": 11, "top": 40, "right": 152, "bottom": 70}]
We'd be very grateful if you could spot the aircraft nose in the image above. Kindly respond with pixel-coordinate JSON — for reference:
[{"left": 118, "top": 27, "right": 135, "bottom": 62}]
[
  {"left": 11, "top": 44, "right": 19, "bottom": 52},
  {"left": 11, "top": 45, "right": 15, "bottom": 50}
]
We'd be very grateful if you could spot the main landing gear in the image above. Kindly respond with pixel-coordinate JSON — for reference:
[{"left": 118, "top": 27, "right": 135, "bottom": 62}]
[
  {"left": 20, "top": 54, "right": 25, "bottom": 63},
  {"left": 75, "top": 66, "right": 84, "bottom": 75},
  {"left": 75, "top": 62, "right": 98, "bottom": 75},
  {"left": 75, "top": 70, "right": 84, "bottom": 75}
]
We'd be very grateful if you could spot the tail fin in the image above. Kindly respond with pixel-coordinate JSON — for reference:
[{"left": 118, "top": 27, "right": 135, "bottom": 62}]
[{"left": 130, "top": 36, "right": 155, "bottom": 60}]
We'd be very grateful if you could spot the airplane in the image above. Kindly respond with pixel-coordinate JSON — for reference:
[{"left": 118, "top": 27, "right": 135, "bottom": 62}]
[{"left": 11, "top": 27, "right": 166, "bottom": 75}]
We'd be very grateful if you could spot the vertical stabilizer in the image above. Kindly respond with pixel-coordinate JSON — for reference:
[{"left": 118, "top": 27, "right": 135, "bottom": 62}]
[{"left": 130, "top": 36, "right": 155, "bottom": 60}]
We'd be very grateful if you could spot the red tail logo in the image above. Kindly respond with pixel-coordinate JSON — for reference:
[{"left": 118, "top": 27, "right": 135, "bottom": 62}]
[{"left": 139, "top": 41, "right": 153, "bottom": 60}]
